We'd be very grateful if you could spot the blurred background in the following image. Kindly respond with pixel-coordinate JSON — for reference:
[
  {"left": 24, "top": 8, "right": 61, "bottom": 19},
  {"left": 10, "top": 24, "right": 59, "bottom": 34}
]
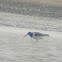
[
  {"left": 0, "top": 0, "right": 62, "bottom": 32},
  {"left": 0, "top": 0, "right": 62, "bottom": 18}
]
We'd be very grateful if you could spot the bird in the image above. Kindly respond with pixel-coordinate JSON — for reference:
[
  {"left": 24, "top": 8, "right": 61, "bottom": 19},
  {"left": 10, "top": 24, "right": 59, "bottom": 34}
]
[{"left": 24, "top": 32, "right": 49, "bottom": 41}]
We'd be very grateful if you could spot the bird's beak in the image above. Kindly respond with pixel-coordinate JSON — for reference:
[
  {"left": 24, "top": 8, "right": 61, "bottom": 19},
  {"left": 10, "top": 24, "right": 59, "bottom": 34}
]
[{"left": 24, "top": 34, "right": 28, "bottom": 37}]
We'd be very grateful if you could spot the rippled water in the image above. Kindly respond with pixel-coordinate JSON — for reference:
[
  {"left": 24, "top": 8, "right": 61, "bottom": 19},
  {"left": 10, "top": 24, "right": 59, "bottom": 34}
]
[{"left": 0, "top": 26, "right": 62, "bottom": 62}]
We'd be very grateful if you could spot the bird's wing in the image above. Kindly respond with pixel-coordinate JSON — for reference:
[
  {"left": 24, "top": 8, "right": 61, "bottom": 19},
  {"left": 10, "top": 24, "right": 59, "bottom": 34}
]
[{"left": 33, "top": 32, "right": 49, "bottom": 36}]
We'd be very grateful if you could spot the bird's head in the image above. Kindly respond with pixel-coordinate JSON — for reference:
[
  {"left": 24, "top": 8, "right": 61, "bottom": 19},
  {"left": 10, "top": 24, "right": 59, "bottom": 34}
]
[{"left": 24, "top": 32, "right": 33, "bottom": 37}]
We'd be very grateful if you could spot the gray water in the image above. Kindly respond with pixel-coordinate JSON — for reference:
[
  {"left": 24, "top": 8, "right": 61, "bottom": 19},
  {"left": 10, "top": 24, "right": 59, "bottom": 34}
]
[
  {"left": 0, "top": 26, "right": 62, "bottom": 62},
  {"left": 0, "top": 0, "right": 62, "bottom": 62}
]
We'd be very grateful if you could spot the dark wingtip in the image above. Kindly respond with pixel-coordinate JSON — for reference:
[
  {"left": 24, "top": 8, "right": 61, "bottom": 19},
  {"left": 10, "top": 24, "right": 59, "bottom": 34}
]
[
  {"left": 44, "top": 34, "right": 50, "bottom": 37},
  {"left": 47, "top": 35, "right": 50, "bottom": 37}
]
